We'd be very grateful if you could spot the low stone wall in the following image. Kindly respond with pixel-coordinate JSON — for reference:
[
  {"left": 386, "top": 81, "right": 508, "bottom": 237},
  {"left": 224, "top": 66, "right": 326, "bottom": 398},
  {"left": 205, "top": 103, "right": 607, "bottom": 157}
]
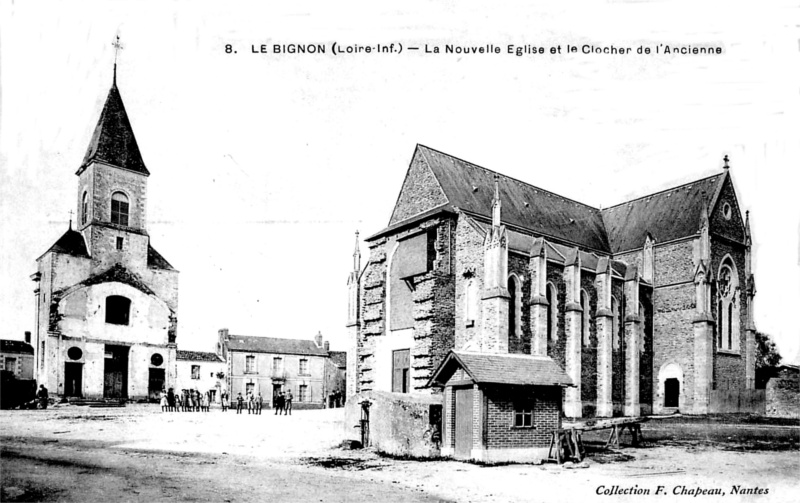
[
  {"left": 766, "top": 370, "right": 799, "bottom": 419},
  {"left": 708, "top": 389, "right": 765, "bottom": 414},
  {"left": 344, "top": 390, "right": 442, "bottom": 457}
]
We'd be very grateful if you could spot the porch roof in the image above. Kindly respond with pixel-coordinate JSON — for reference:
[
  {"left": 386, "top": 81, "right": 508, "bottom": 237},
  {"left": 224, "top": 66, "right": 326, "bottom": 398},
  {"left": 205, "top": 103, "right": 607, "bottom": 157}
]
[{"left": 427, "top": 350, "right": 574, "bottom": 388}]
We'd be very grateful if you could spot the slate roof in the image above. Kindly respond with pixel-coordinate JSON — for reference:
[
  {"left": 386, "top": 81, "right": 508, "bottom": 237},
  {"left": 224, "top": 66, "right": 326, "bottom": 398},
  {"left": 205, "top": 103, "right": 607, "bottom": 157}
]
[
  {"left": 416, "top": 145, "right": 610, "bottom": 252},
  {"left": 177, "top": 350, "right": 223, "bottom": 362},
  {"left": 377, "top": 145, "right": 732, "bottom": 256},
  {"left": 39, "top": 228, "right": 90, "bottom": 260},
  {"left": 601, "top": 174, "right": 724, "bottom": 254},
  {"left": 428, "top": 350, "right": 574, "bottom": 388},
  {"left": 79, "top": 82, "right": 149, "bottom": 175},
  {"left": 328, "top": 351, "right": 347, "bottom": 368},
  {"left": 147, "top": 244, "right": 175, "bottom": 271},
  {"left": 226, "top": 335, "right": 329, "bottom": 356},
  {"left": 1, "top": 340, "right": 34, "bottom": 354}
]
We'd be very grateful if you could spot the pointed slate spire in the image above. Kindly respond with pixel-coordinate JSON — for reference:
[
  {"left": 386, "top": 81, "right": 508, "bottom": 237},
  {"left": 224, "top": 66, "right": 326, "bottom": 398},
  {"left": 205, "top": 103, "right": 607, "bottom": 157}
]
[{"left": 78, "top": 73, "right": 149, "bottom": 176}]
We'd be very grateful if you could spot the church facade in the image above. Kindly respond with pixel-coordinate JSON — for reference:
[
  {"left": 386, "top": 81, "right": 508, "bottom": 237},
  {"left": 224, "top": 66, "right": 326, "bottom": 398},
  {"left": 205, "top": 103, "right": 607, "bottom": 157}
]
[
  {"left": 31, "top": 72, "right": 179, "bottom": 401},
  {"left": 347, "top": 145, "right": 757, "bottom": 417}
]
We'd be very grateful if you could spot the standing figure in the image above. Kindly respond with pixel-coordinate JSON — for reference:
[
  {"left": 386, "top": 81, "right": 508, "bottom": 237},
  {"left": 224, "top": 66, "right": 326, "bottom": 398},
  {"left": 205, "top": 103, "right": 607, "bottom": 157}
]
[
  {"left": 167, "top": 388, "right": 176, "bottom": 412},
  {"left": 193, "top": 389, "right": 201, "bottom": 412},
  {"left": 285, "top": 390, "right": 293, "bottom": 416},
  {"left": 247, "top": 392, "right": 254, "bottom": 414},
  {"left": 275, "top": 392, "right": 285, "bottom": 415},
  {"left": 221, "top": 392, "right": 228, "bottom": 412},
  {"left": 160, "top": 390, "right": 168, "bottom": 412},
  {"left": 36, "top": 385, "right": 49, "bottom": 410},
  {"left": 236, "top": 392, "right": 244, "bottom": 414},
  {"left": 256, "top": 393, "right": 263, "bottom": 415}
]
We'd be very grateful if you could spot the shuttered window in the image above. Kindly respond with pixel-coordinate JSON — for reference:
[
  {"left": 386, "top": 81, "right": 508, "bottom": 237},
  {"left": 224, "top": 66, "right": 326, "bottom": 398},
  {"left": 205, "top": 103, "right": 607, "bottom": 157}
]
[{"left": 392, "top": 349, "right": 410, "bottom": 393}]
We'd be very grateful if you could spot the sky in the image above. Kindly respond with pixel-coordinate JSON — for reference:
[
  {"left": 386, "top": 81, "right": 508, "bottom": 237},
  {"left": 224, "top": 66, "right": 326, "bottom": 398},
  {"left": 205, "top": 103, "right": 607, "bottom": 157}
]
[{"left": 1, "top": 0, "right": 798, "bottom": 363}]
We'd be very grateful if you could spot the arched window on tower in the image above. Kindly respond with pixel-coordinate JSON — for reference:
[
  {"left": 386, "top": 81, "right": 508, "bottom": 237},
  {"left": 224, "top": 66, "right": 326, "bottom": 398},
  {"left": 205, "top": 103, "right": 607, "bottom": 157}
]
[
  {"left": 111, "top": 192, "right": 129, "bottom": 226},
  {"left": 105, "top": 295, "right": 131, "bottom": 326},
  {"left": 639, "top": 302, "right": 646, "bottom": 353},
  {"left": 580, "top": 290, "right": 590, "bottom": 346},
  {"left": 727, "top": 303, "right": 733, "bottom": 350},
  {"left": 546, "top": 283, "right": 557, "bottom": 343},
  {"left": 81, "top": 191, "right": 88, "bottom": 225}
]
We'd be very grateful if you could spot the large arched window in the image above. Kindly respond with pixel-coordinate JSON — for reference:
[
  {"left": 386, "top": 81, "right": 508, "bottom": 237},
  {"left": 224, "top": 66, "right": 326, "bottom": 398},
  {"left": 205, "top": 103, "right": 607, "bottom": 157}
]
[
  {"left": 111, "top": 191, "right": 129, "bottom": 226},
  {"left": 546, "top": 283, "right": 557, "bottom": 342},
  {"left": 717, "top": 258, "right": 740, "bottom": 351},
  {"left": 580, "top": 290, "right": 590, "bottom": 346},
  {"left": 638, "top": 302, "right": 646, "bottom": 353},
  {"left": 106, "top": 295, "right": 131, "bottom": 325},
  {"left": 81, "top": 192, "right": 88, "bottom": 225},
  {"left": 508, "top": 275, "right": 521, "bottom": 340}
]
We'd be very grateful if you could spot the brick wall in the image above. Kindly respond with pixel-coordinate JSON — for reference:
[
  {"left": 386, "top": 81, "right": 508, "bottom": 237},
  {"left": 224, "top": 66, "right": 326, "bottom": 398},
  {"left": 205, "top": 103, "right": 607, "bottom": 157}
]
[{"left": 484, "top": 385, "right": 560, "bottom": 449}]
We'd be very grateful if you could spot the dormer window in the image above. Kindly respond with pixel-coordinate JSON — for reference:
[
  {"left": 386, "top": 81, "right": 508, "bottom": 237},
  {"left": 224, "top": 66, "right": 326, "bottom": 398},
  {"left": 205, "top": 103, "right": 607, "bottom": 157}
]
[{"left": 111, "top": 192, "right": 129, "bottom": 226}]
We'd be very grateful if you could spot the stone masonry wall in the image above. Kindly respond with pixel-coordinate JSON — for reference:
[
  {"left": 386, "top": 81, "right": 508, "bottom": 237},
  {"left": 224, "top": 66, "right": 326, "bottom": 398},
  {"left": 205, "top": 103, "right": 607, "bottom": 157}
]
[
  {"left": 710, "top": 176, "right": 746, "bottom": 244},
  {"left": 454, "top": 217, "right": 485, "bottom": 351},
  {"left": 580, "top": 274, "right": 598, "bottom": 417},
  {"left": 389, "top": 150, "right": 448, "bottom": 226},
  {"left": 710, "top": 239, "right": 747, "bottom": 391},
  {"left": 546, "top": 265, "right": 567, "bottom": 369},
  {"left": 358, "top": 238, "right": 387, "bottom": 392}
]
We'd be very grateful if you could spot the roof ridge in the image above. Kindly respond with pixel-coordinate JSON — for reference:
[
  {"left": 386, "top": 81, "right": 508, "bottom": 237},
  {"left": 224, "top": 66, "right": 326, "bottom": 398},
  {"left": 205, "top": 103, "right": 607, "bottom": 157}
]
[
  {"left": 602, "top": 172, "right": 721, "bottom": 211},
  {"left": 417, "top": 144, "right": 602, "bottom": 213}
]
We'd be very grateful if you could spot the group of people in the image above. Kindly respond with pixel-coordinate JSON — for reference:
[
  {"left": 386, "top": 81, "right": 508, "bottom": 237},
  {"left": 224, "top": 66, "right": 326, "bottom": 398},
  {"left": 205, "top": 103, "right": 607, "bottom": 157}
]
[
  {"left": 273, "top": 390, "right": 293, "bottom": 415},
  {"left": 159, "top": 388, "right": 212, "bottom": 412}
]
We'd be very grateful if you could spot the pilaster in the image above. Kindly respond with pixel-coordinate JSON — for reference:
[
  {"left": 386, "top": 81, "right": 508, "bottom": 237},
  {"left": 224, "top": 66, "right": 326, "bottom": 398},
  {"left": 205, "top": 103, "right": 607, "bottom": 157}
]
[
  {"left": 595, "top": 257, "right": 613, "bottom": 417},
  {"left": 563, "top": 249, "right": 582, "bottom": 418},
  {"left": 692, "top": 261, "right": 714, "bottom": 414},
  {"left": 624, "top": 266, "right": 641, "bottom": 417},
  {"left": 529, "top": 238, "right": 548, "bottom": 356}
]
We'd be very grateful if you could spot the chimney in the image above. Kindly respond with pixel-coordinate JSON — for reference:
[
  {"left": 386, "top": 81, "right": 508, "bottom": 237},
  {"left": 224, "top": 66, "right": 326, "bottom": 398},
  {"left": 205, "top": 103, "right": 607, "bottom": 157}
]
[
  {"left": 315, "top": 331, "right": 323, "bottom": 348},
  {"left": 324, "top": 341, "right": 330, "bottom": 352},
  {"left": 218, "top": 328, "right": 229, "bottom": 341},
  {"left": 24, "top": 331, "right": 31, "bottom": 344}
]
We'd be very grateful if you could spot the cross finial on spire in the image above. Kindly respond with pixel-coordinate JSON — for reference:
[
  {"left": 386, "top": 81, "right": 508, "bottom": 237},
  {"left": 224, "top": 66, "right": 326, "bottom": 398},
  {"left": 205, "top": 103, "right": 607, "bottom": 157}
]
[
  {"left": 112, "top": 33, "right": 124, "bottom": 85},
  {"left": 68, "top": 209, "right": 73, "bottom": 229},
  {"left": 723, "top": 154, "right": 730, "bottom": 169}
]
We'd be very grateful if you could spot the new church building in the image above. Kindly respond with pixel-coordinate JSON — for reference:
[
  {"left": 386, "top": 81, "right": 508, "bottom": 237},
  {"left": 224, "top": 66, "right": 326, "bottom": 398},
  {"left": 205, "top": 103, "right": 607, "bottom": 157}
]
[
  {"left": 31, "top": 68, "right": 179, "bottom": 401},
  {"left": 347, "top": 144, "right": 759, "bottom": 426}
]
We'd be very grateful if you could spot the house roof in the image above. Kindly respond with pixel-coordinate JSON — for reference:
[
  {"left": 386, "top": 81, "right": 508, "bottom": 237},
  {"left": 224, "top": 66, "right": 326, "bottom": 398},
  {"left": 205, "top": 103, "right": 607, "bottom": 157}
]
[
  {"left": 328, "top": 351, "right": 347, "bottom": 368},
  {"left": 416, "top": 145, "right": 611, "bottom": 252},
  {"left": 428, "top": 350, "right": 574, "bottom": 388},
  {"left": 79, "top": 82, "right": 149, "bottom": 176},
  {"left": 0, "top": 340, "right": 34, "bottom": 355},
  {"left": 226, "top": 335, "right": 329, "bottom": 356},
  {"left": 38, "top": 228, "right": 90, "bottom": 260},
  {"left": 147, "top": 244, "right": 175, "bottom": 271},
  {"left": 601, "top": 173, "right": 724, "bottom": 254},
  {"left": 177, "top": 350, "right": 223, "bottom": 362}
]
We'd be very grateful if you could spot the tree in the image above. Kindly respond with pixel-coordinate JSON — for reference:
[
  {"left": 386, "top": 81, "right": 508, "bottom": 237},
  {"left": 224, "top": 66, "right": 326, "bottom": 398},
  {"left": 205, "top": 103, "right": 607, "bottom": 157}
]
[{"left": 755, "top": 331, "right": 782, "bottom": 370}]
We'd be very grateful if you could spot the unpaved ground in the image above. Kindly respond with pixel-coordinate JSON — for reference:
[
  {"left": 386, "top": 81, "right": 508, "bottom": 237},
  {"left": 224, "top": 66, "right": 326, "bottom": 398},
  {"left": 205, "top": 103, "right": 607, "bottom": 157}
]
[{"left": 1, "top": 405, "right": 798, "bottom": 502}]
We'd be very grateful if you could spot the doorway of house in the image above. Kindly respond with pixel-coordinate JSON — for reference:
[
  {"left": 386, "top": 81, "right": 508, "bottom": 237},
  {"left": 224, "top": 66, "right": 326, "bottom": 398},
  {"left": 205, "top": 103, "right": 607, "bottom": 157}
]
[
  {"left": 64, "top": 362, "right": 83, "bottom": 397},
  {"left": 454, "top": 387, "right": 473, "bottom": 459},
  {"left": 272, "top": 383, "right": 282, "bottom": 408},
  {"left": 104, "top": 345, "right": 129, "bottom": 399},
  {"left": 664, "top": 378, "right": 680, "bottom": 408},
  {"left": 148, "top": 368, "right": 165, "bottom": 401}
]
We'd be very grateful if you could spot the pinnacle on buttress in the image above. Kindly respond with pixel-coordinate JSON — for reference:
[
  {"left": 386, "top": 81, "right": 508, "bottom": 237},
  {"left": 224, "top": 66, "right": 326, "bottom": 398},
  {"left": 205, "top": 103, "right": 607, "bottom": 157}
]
[
  {"left": 353, "top": 230, "right": 361, "bottom": 272},
  {"left": 492, "top": 173, "right": 501, "bottom": 227}
]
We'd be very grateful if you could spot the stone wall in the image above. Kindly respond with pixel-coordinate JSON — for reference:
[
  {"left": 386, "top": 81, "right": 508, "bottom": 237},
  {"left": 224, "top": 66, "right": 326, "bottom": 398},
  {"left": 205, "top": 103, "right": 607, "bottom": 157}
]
[
  {"left": 388, "top": 150, "right": 448, "bottom": 226},
  {"left": 454, "top": 217, "right": 485, "bottom": 351},
  {"left": 766, "top": 368, "right": 799, "bottom": 418},
  {"left": 710, "top": 239, "right": 747, "bottom": 391},
  {"left": 343, "top": 390, "right": 443, "bottom": 457},
  {"left": 579, "top": 273, "right": 598, "bottom": 417}
]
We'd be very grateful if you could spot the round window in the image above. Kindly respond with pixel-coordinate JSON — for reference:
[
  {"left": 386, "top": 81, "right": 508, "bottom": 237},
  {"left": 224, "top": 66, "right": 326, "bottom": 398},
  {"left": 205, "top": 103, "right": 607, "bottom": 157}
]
[
  {"left": 722, "top": 202, "right": 732, "bottom": 220},
  {"left": 67, "top": 347, "right": 83, "bottom": 360},
  {"left": 151, "top": 353, "right": 164, "bottom": 366}
]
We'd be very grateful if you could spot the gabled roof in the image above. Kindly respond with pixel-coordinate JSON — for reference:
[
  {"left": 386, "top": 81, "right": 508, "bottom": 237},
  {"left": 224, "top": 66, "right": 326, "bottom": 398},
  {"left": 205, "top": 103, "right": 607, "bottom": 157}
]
[
  {"left": 147, "top": 244, "right": 175, "bottom": 271},
  {"left": 415, "top": 145, "right": 611, "bottom": 252},
  {"left": 1, "top": 340, "right": 34, "bottom": 355},
  {"left": 428, "top": 350, "right": 574, "bottom": 388},
  {"left": 328, "top": 351, "right": 347, "bottom": 368},
  {"left": 601, "top": 173, "right": 723, "bottom": 254},
  {"left": 38, "top": 228, "right": 90, "bottom": 261},
  {"left": 177, "top": 350, "right": 224, "bottom": 362},
  {"left": 226, "top": 335, "right": 328, "bottom": 356},
  {"left": 79, "top": 82, "right": 149, "bottom": 175}
]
